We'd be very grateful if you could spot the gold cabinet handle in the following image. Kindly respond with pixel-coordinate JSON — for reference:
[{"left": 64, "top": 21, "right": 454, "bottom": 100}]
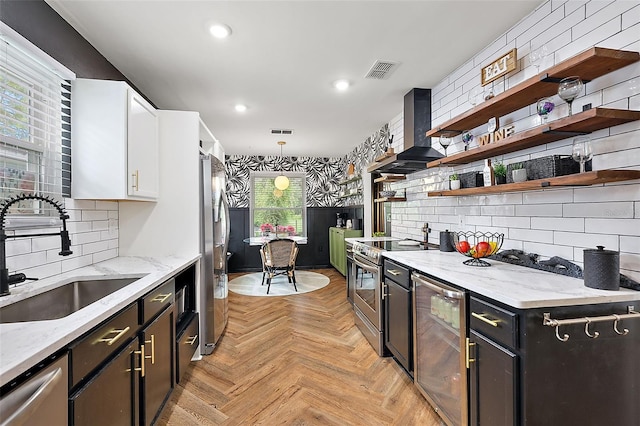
[
  {"left": 186, "top": 335, "right": 198, "bottom": 346},
  {"left": 151, "top": 293, "right": 172, "bottom": 303},
  {"left": 387, "top": 269, "right": 401, "bottom": 276},
  {"left": 132, "top": 344, "right": 145, "bottom": 377},
  {"left": 96, "top": 326, "right": 131, "bottom": 346},
  {"left": 131, "top": 170, "right": 139, "bottom": 191},
  {"left": 145, "top": 334, "right": 155, "bottom": 365},
  {"left": 466, "top": 338, "right": 476, "bottom": 369},
  {"left": 472, "top": 312, "right": 500, "bottom": 327}
]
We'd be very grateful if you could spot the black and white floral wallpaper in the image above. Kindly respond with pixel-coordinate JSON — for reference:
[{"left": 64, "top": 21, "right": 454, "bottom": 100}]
[{"left": 225, "top": 124, "right": 389, "bottom": 208}]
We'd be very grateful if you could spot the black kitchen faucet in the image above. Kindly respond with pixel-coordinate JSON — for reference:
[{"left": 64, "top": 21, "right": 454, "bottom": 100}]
[{"left": 0, "top": 193, "right": 73, "bottom": 296}]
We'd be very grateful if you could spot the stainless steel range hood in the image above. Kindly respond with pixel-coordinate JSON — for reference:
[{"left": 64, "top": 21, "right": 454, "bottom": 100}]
[{"left": 367, "top": 88, "right": 443, "bottom": 174}]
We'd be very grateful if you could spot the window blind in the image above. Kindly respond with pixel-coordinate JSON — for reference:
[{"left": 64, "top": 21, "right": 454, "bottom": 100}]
[{"left": 0, "top": 21, "right": 74, "bottom": 221}]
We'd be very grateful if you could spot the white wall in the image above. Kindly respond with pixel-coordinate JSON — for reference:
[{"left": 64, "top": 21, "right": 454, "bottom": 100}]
[{"left": 386, "top": 0, "right": 640, "bottom": 280}]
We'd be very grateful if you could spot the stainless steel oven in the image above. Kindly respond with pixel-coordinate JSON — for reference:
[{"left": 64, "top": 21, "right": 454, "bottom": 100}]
[{"left": 353, "top": 250, "right": 384, "bottom": 355}]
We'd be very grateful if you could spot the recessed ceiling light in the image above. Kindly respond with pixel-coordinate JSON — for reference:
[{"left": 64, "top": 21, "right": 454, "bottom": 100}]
[
  {"left": 209, "top": 23, "right": 232, "bottom": 39},
  {"left": 234, "top": 104, "right": 247, "bottom": 112},
  {"left": 333, "top": 80, "right": 350, "bottom": 91}
]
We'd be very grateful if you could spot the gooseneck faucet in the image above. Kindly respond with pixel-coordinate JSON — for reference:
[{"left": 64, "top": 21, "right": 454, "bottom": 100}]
[{"left": 0, "top": 193, "right": 73, "bottom": 296}]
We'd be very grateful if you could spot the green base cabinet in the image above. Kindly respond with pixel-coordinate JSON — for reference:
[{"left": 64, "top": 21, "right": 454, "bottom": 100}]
[{"left": 329, "top": 227, "right": 362, "bottom": 276}]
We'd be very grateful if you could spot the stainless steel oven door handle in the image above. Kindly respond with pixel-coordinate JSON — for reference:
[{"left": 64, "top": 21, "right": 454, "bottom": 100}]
[
  {"left": 353, "top": 254, "right": 379, "bottom": 274},
  {"left": 411, "top": 273, "right": 463, "bottom": 299}
]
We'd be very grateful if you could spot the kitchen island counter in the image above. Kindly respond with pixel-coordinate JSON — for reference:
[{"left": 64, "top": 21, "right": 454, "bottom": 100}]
[
  {"left": 0, "top": 254, "right": 199, "bottom": 385},
  {"left": 382, "top": 250, "right": 640, "bottom": 309}
]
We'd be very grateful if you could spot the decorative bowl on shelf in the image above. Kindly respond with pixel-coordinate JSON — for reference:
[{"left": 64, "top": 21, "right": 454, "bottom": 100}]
[
  {"left": 450, "top": 231, "right": 504, "bottom": 267},
  {"left": 379, "top": 190, "right": 397, "bottom": 198}
]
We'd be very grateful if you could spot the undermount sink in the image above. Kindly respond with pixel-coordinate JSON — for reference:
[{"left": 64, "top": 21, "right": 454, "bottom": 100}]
[{"left": 0, "top": 277, "right": 141, "bottom": 324}]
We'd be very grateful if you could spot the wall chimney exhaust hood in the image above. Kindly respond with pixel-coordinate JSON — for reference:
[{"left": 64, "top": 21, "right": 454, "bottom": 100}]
[{"left": 367, "top": 88, "right": 443, "bottom": 174}]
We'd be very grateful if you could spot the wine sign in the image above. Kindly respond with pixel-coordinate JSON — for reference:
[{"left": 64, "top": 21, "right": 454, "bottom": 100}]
[
  {"left": 481, "top": 48, "right": 517, "bottom": 86},
  {"left": 477, "top": 121, "right": 515, "bottom": 146}
]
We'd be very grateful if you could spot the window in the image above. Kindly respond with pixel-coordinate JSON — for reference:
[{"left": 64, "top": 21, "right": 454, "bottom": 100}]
[
  {"left": 0, "top": 22, "right": 73, "bottom": 221},
  {"left": 250, "top": 172, "right": 306, "bottom": 237}
]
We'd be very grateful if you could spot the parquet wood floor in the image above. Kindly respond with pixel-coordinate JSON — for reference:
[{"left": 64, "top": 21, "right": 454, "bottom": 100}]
[{"left": 158, "top": 268, "right": 443, "bottom": 426}]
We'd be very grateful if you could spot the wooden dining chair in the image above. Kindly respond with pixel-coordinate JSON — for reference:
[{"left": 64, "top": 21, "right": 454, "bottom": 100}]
[{"left": 260, "top": 239, "right": 299, "bottom": 294}]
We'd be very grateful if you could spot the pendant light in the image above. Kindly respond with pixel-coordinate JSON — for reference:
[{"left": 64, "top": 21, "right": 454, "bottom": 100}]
[{"left": 274, "top": 141, "right": 290, "bottom": 191}]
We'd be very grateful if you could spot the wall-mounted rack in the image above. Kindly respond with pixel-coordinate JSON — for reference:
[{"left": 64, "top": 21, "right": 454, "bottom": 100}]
[
  {"left": 543, "top": 306, "right": 639, "bottom": 342},
  {"left": 426, "top": 47, "right": 640, "bottom": 138}
]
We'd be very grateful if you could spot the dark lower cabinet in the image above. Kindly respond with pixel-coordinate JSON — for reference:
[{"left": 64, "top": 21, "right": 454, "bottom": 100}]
[
  {"left": 140, "top": 305, "right": 174, "bottom": 426},
  {"left": 70, "top": 339, "right": 139, "bottom": 426},
  {"left": 469, "top": 330, "right": 517, "bottom": 426},
  {"left": 383, "top": 259, "right": 412, "bottom": 375}
]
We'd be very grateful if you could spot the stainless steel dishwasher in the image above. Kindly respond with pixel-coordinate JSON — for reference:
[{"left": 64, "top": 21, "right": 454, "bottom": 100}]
[{"left": 0, "top": 352, "right": 68, "bottom": 425}]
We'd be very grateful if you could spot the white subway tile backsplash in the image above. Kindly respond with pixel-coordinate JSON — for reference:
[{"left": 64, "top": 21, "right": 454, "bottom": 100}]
[
  {"left": 620, "top": 235, "right": 640, "bottom": 253},
  {"left": 603, "top": 77, "right": 640, "bottom": 104},
  {"left": 515, "top": 204, "right": 563, "bottom": 216},
  {"left": 523, "top": 241, "right": 576, "bottom": 259},
  {"left": 64, "top": 199, "right": 96, "bottom": 210},
  {"left": 510, "top": 228, "right": 554, "bottom": 243},
  {"left": 8, "top": 251, "right": 47, "bottom": 270},
  {"left": 6, "top": 239, "right": 32, "bottom": 257},
  {"left": 622, "top": 4, "right": 640, "bottom": 29},
  {"left": 481, "top": 205, "right": 517, "bottom": 216},
  {"left": 522, "top": 189, "right": 573, "bottom": 204},
  {"left": 466, "top": 216, "right": 492, "bottom": 226},
  {"left": 492, "top": 216, "right": 531, "bottom": 228},
  {"left": 21, "top": 262, "right": 62, "bottom": 281},
  {"left": 95, "top": 200, "right": 118, "bottom": 211},
  {"left": 577, "top": 1, "right": 630, "bottom": 38},
  {"left": 92, "top": 248, "right": 118, "bottom": 264},
  {"left": 61, "top": 254, "right": 93, "bottom": 273},
  {"left": 554, "top": 230, "right": 619, "bottom": 249},
  {"left": 532, "top": 217, "right": 584, "bottom": 232},
  {"left": 81, "top": 210, "right": 109, "bottom": 221},
  {"left": 620, "top": 252, "right": 640, "bottom": 272},
  {"left": 563, "top": 201, "right": 634, "bottom": 218},
  {"left": 585, "top": 218, "right": 640, "bottom": 236},
  {"left": 574, "top": 183, "right": 640, "bottom": 202},
  {"left": 83, "top": 240, "right": 110, "bottom": 254},
  {"left": 31, "top": 235, "right": 60, "bottom": 252}
]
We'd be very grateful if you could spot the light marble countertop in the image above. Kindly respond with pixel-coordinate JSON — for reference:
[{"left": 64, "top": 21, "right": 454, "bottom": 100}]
[
  {"left": 0, "top": 254, "right": 199, "bottom": 385},
  {"left": 382, "top": 250, "right": 640, "bottom": 309}
]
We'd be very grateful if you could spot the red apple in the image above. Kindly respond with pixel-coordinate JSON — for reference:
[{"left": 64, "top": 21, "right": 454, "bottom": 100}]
[
  {"left": 457, "top": 240, "right": 470, "bottom": 254},
  {"left": 475, "top": 241, "right": 491, "bottom": 257}
]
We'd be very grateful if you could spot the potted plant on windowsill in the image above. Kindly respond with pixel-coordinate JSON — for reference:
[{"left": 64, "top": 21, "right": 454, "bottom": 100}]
[
  {"left": 493, "top": 162, "right": 507, "bottom": 185},
  {"left": 449, "top": 173, "right": 461, "bottom": 190}
]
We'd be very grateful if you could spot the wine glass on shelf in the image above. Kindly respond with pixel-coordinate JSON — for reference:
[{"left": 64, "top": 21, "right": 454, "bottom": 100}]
[
  {"left": 572, "top": 136, "right": 592, "bottom": 173},
  {"left": 439, "top": 133, "right": 451, "bottom": 157},
  {"left": 558, "top": 76, "right": 583, "bottom": 116},
  {"left": 536, "top": 98, "right": 555, "bottom": 124},
  {"left": 530, "top": 45, "right": 548, "bottom": 73}
]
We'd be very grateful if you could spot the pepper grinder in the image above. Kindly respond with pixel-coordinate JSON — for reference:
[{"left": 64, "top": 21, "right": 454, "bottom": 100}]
[{"left": 421, "top": 223, "right": 431, "bottom": 249}]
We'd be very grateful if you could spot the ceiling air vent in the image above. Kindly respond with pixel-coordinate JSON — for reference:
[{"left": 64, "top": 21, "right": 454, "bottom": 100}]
[
  {"left": 365, "top": 60, "right": 400, "bottom": 80},
  {"left": 270, "top": 129, "right": 294, "bottom": 135}
]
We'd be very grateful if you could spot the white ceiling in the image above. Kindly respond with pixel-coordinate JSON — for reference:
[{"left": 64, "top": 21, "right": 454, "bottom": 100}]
[{"left": 46, "top": 0, "right": 542, "bottom": 158}]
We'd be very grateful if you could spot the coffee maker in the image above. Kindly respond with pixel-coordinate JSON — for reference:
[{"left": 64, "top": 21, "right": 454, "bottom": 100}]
[{"left": 336, "top": 212, "right": 348, "bottom": 228}]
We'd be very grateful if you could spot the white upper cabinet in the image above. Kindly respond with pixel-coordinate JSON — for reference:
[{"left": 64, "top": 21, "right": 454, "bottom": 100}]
[{"left": 72, "top": 78, "right": 159, "bottom": 200}]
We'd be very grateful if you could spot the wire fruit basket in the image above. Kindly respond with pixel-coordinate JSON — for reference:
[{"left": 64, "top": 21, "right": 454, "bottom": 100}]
[{"left": 450, "top": 231, "right": 504, "bottom": 266}]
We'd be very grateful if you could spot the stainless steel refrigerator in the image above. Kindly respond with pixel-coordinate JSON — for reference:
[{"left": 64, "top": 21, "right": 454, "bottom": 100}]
[{"left": 199, "top": 154, "right": 229, "bottom": 355}]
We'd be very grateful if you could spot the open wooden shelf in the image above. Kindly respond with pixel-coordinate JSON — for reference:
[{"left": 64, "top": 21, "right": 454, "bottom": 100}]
[
  {"left": 426, "top": 48, "right": 640, "bottom": 138},
  {"left": 373, "top": 174, "right": 407, "bottom": 183},
  {"left": 338, "top": 175, "right": 362, "bottom": 185},
  {"left": 427, "top": 108, "right": 640, "bottom": 168},
  {"left": 427, "top": 170, "right": 640, "bottom": 197},
  {"left": 374, "top": 196, "right": 407, "bottom": 203}
]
